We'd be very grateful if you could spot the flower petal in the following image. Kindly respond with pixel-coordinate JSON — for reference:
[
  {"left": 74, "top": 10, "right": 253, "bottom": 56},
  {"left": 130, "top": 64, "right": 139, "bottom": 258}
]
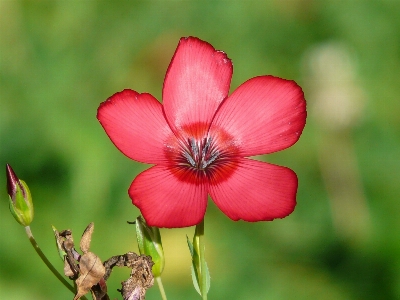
[
  {"left": 129, "top": 165, "right": 208, "bottom": 228},
  {"left": 209, "top": 158, "right": 297, "bottom": 222},
  {"left": 211, "top": 76, "right": 306, "bottom": 156},
  {"left": 163, "top": 37, "right": 233, "bottom": 137},
  {"left": 97, "top": 89, "right": 174, "bottom": 164}
]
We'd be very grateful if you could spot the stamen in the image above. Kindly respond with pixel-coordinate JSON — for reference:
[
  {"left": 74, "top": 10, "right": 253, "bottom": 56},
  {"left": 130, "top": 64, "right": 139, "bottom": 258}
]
[
  {"left": 201, "top": 137, "right": 211, "bottom": 159},
  {"left": 182, "top": 150, "right": 196, "bottom": 167},
  {"left": 189, "top": 138, "right": 199, "bottom": 161},
  {"left": 201, "top": 150, "right": 220, "bottom": 169},
  {"left": 181, "top": 136, "right": 221, "bottom": 171}
]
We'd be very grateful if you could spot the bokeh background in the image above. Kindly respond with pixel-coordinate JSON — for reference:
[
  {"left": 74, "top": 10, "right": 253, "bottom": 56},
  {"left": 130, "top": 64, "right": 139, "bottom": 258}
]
[{"left": 1, "top": 1, "right": 399, "bottom": 299}]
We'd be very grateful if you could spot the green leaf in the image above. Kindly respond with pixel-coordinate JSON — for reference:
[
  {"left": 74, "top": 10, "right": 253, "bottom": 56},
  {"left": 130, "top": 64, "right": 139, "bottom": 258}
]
[
  {"left": 190, "top": 264, "right": 201, "bottom": 295},
  {"left": 186, "top": 235, "right": 194, "bottom": 257},
  {"left": 203, "top": 260, "right": 211, "bottom": 294},
  {"left": 187, "top": 228, "right": 211, "bottom": 297},
  {"left": 52, "top": 225, "right": 67, "bottom": 260}
]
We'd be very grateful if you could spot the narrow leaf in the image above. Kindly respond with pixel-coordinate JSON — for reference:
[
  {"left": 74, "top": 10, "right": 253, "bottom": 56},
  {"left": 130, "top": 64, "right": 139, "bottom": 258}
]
[
  {"left": 186, "top": 235, "right": 194, "bottom": 257},
  {"left": 190, "top": 264, "right": 201, "bottom": 295}
]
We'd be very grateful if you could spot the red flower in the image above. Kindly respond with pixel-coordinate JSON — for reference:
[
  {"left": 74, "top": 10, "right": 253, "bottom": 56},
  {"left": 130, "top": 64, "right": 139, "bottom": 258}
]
[{"left": 97, "top": 37, "right": 306, "bottom": 228}]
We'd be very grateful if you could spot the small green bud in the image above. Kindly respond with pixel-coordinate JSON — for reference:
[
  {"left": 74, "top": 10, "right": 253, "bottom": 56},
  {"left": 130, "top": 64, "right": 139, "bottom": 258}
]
[
  {"left": 6, "top": 164, "right": 34, "bottom": 226},
  {"left": 135, "top": 216, "right": 165, "bottom": 277}
]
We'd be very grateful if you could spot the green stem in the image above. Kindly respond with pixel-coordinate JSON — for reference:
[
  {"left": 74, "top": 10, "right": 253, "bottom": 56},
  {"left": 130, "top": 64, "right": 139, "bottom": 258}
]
[
  {"left": 156, "top": 276, "right": 167, "bottom": 300},
  {"left": 195, "top": 219, "right": 207, "bottom": 300},
  {"left": 24, "top": 226, "right": 88, "bottom": 300}
]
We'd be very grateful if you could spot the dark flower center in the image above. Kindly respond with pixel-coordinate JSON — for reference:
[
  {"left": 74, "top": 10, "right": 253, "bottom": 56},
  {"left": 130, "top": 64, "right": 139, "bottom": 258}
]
[
  {"left": 181, "top": 136, "right": 220, "bottom": 171},
  {"left": 164, "top": 124, "right": 240, "bottom": 182}
]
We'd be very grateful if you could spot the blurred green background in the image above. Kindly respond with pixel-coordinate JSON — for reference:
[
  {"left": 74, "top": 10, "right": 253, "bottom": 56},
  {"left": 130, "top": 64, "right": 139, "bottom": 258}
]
[{"left": 1, "top": 1, "right": 399, "bottom": 299}]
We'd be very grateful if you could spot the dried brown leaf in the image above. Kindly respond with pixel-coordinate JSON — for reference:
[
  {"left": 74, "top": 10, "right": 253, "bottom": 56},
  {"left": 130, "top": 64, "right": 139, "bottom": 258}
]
[
  {"left": 73, "top": 252, "right": 105, "bottom": 300},
  {"left": 102, "top": 252, "right": 154, "bottom": 300},
  {"left": 122, "top": 255, "right": 154, "bottom": 300},
  {"left": 90, "top": 278, "right": 109, "bottom": 300},
  {"left": 64, "top": 258, "right": 75, "bottom": 277},
  {"left": 80, "top": 222, "right": 94, "bottom": 254}
]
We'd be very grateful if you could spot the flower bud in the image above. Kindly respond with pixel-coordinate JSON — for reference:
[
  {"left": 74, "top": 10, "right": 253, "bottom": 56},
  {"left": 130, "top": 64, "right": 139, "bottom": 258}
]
[
  {"left": 6, "top": 164, "right": 34, "bottom": 226},
  {"left": 135, "top": 216, "right": 165, "bottom": 277}
]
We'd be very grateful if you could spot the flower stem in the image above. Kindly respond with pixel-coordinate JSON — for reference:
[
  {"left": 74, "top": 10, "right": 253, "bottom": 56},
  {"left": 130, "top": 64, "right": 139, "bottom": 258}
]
[
  {"left": 24, "top": 226, "right": 88, "bottom": 300},
  {"left": 156, "top": 276, "right": 167, "bottom": 300},
  {"left": 196, "top": 219, "right": 207, "bottom": 300}
]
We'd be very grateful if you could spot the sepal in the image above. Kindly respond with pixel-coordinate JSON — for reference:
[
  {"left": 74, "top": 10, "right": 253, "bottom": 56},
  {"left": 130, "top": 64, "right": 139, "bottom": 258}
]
[
  {"left": 6, "top": 164, "right": 34, "bottom": 226},
  {"left": 135, "top": 216, "right": 165, "bottom": 277}
]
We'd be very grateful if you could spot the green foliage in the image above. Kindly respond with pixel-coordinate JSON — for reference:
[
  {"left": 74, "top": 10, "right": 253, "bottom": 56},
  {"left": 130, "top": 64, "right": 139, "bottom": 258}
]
[{"left": 187, "top": 233, "right": 210, "bottom": 297}]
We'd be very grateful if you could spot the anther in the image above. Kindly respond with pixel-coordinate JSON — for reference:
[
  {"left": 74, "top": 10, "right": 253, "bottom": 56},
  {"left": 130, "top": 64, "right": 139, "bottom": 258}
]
[
  {"left": 189, "top": 138, "right": 199, "bottom": 160},
  {"left": 182, "top": 150, "right": 196, "bottom": 167},
  {"left": 182, "top": 136, "right": 220, "bottom": 171}
]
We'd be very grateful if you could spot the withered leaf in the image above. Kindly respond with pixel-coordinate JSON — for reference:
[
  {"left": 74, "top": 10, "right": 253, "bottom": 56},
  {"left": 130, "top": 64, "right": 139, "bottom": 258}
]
[
  {"left": 73, "top": 252, "right": 105, "bottom": 300},
  {"left": 64, "top": 258, "right": 75, "bottom": 277},
  {"left": 52, "top": 226, "right": 66, "bottom": 260},
  {"left": 80, "top": 222, "right": 94, "bottom": 254},
  {"left": 91, "top": 277, "right": 109, "bottom": 300},
  {"left": 54, "top": 228, "right": 79, "bottom": 278},
  {"left": 103, "top": 253, "right": 154, "bottom": 300},
  {"left": 121, "top": 255, "right": 154, "bottom": 300}
]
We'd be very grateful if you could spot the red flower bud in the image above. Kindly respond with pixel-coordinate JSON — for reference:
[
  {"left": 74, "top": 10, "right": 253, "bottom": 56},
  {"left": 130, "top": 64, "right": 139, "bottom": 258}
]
[{"left": 6, "top": 164, "right": 34, "bottom": 226}]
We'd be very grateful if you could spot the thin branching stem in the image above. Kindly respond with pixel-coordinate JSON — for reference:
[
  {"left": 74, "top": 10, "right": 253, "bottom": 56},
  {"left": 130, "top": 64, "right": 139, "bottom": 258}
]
[
  {"left": 156, "top": 276, "right": 168, "bottom": 300},
  {"left": 196, "top": 219, "right": 207, "bottom": 300},
  {"left": 24, "top": 226, "right": 88, "bottom": 300}
]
